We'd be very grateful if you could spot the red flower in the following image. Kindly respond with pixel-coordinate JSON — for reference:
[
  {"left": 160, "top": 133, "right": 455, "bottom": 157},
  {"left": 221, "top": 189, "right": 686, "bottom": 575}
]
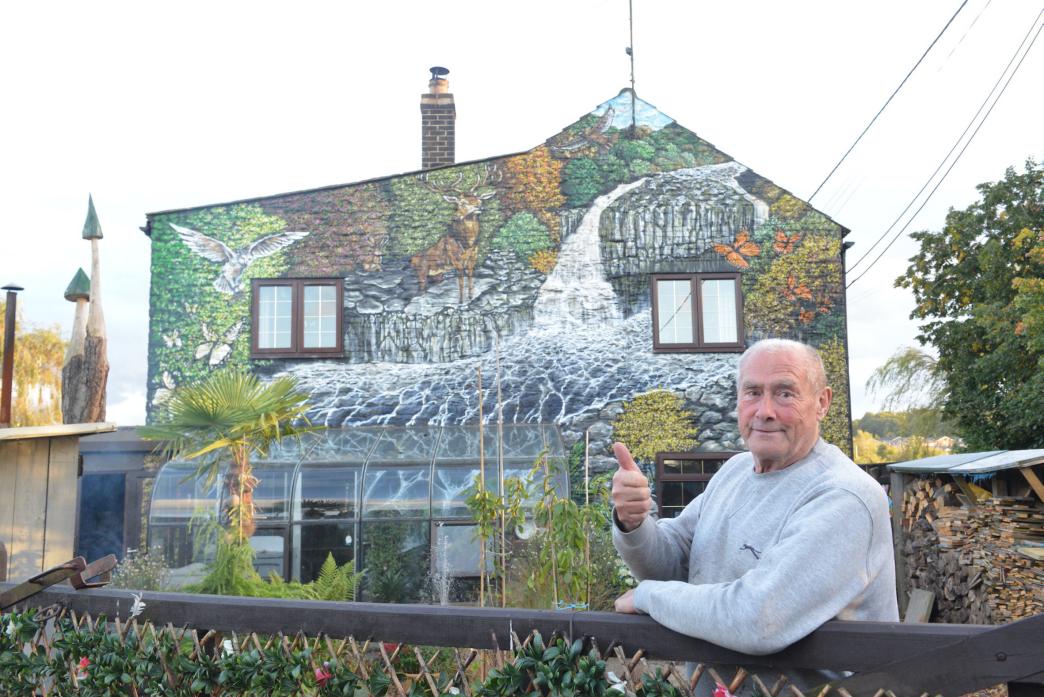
[
  {"left": 314, "top": 666, "right": 332, "bottom": 686},
  {"left": 382, "top": 642, "right": 401, "bottom": 655},
  {"left": 713, "top": 684, "right": 735, "bottom": 697},
  {"left": 78, "top": 657, "right": 90, "bottom": 670}
]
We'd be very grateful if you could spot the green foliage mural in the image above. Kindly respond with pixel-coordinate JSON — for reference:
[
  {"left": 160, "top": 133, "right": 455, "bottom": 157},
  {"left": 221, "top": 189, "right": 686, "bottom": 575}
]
[
  {"left": 556, "top": 122, "right": 725, "bottom": 207},
  {"left": 610, "top": 390, "right": 698, "bottom": 464},
  {"left": 386, "top": 175, "right": 456, "bottom": 258},
  {"left": 819, "top": 336, "right": 852, "bottom": 457},
  {"left": 743, "top": 232, "right": 842, "bottom": 341},
  {"left": 493, "top": 212, "right": 553, "bottom": 262},
  {"left": 148, "top": 204, "right": 295, "bottom": 412}
]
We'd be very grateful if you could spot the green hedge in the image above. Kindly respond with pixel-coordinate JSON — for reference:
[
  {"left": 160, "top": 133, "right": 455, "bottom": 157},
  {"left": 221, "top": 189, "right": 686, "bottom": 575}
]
[{"left": 1, "top": 609, "right": 685, "bottom": 696}]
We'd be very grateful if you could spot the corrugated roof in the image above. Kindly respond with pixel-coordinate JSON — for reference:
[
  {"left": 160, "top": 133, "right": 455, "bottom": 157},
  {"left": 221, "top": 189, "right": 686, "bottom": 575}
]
[
  {"left": 0, "top": 422, "right": 117, "bottom": 442},
  {"left": 949, "top": 449, "right": 1044, "bottom": 475},
  {"left": 888, "top": 449, "right": 1043, "bottom": 474}
]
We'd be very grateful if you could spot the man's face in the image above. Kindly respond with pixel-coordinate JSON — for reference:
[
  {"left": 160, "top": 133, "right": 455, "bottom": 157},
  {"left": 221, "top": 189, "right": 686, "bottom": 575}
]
[{"left": 737, "top": 348, "right": 832, "bottom": 473}]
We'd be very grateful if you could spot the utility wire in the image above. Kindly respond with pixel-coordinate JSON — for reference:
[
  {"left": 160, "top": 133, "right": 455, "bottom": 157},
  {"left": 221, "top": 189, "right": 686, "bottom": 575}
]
[
  {"left": 848, "top": 6, "right": 1042, "bottom": 275},
  {"left": 846, "top": 13, "right": 1042, "bottom": 289},
  {"left": 808, "top": 0, "right": 969, "bottom": 202}
]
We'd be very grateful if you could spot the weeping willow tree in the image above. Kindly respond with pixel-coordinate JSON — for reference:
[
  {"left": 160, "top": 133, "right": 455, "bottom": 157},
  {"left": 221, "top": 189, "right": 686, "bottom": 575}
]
[
  {"left": 866, "top": 346, "right": 947, "bottom": 411},
  {"left": 0, "top": 302, "right": 65, "bottom": 426},
  {"left": 865, "top": 346, "right": 952, "bottom": 447}
]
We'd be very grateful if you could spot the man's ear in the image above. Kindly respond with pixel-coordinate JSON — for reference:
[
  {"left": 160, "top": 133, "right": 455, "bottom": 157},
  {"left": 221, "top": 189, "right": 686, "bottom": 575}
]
[{"left": 816, "top": 386, "right": 833, "bottom": 421}]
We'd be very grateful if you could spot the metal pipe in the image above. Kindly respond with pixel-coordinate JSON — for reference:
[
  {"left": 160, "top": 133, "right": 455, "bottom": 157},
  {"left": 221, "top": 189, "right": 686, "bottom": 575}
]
[{"left": 1, "top": 283, "right": 23, "bottom": 427}]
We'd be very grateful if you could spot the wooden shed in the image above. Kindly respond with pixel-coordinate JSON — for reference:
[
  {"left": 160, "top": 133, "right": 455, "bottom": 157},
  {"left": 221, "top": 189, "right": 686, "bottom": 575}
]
[{"left": 0, "top": 422, "right": 116, "bottom": 582}]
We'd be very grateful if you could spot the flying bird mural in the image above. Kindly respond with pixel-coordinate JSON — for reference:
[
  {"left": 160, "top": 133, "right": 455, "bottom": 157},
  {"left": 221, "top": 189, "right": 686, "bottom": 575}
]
[{"left": 170, "top": 223, "right": 310, "bottom": 294}]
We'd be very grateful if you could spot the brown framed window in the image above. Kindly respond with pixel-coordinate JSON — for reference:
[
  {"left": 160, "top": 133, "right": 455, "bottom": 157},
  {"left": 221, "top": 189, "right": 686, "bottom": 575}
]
[
  {"left": 251, "top": 278, "right": 343, "bottom": 358},
  {"left": 651, "top": 273, "right": 744, "bottom": 352},
  {"left": 655, "top": 451, "right": 736, "bottom": 518}
]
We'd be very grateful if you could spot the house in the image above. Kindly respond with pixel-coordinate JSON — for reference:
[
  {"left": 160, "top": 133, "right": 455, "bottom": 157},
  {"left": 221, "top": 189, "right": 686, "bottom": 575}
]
[{"left": 136, "top": 73, "right": 854, "bottom": 591}]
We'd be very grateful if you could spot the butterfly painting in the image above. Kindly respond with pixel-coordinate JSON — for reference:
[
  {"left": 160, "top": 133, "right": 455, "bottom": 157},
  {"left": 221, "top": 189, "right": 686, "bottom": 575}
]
[
  {"left": 152, "top": 371, "right": 175, "bottom": 406},
  {"left": 162, "top": 329, "right": 182, "bottom": 348},
  {"left": 782, "top": 273, "right": 813, "bottom": 302},
  {"left": 712, "top": 230, "right": 760, "bottom": 269},
  {"left": 195, "top": 321, "right": 242, "bottom": 366},
  {"left": 773, "top": 229, "right": 802, "bottom": 255}
]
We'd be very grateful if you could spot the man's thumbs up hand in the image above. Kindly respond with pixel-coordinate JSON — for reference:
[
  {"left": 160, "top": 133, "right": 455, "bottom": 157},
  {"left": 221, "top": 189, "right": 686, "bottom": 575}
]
[{"left": 611, "top": 442, "right": 652, "bottom": 532}]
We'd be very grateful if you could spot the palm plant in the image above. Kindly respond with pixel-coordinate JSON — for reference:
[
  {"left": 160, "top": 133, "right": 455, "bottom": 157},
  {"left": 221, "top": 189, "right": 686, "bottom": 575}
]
[{"left": 140, "top": 370, "right": 313, "bottom": 545}]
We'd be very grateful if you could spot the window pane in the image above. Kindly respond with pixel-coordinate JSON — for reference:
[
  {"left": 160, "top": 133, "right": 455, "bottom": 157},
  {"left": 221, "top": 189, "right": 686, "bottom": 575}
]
[
  {"left": 369, "top": 428, "right": 439, "bottom": 464},
  {"left": 432, "top": 466, "right": 495, "bottom": 518},
  {"left": 700, "top": 459, "right": 723, "bottom": 475},
  {"left": 360, "top": 520, "right": 430, "bottom": 602},
  {"left": 295, "top": 466, "right": 359, "bottom": 520},
  {"left": 258, "top": 285, "right": 293, "bottom": 349},
  {"left": 150, "top": 463, "right": 221, "bottom": 522},
  {"left": 432, "top": 523, "right": 492, "bottom": 578},
  {"left": 700, "top": 279, "right": 738, "bottom": 344},
  {"left": 292, "top": 523, "right": 356, "bottom": 583},
  {"left": 244, "top": 464, "right": 293, "bottom": 522},
  {"left": 303, "top": 284, "right": 338, "bottom": 349},
  {"left": 361, "top": 466, "right": 430, "bottom": 518},
  {"left": 249, "top": 532, "right": 285, "bottom": 579},
  {"left": 662, "top": 458, "right": 684, "bottom": 475},
  {"left": 77, "top": 473, "right": 125, "bottom": 563},
  {"left": 148, "top": 524, "right": 215, "bottom": 579},
  {"left": 656, "top": 280, "right": 694, "bottom": 344}
]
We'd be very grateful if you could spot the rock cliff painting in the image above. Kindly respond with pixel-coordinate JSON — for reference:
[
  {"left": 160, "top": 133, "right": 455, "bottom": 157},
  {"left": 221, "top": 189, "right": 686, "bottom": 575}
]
[{"left": 146, "top": 90, "right": 852, "bottom": 462}]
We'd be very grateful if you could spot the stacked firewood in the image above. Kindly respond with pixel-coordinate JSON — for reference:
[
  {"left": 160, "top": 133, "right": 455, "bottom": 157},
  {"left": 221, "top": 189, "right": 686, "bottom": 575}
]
[{"left": 901, "top": 480, "right": 1044, "bottom": 624}]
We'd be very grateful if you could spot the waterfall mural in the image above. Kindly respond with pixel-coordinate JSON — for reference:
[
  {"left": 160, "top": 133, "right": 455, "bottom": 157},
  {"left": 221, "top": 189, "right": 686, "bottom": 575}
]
[{"left": 144, "top": 89, "right": 854, "bottom": 463}]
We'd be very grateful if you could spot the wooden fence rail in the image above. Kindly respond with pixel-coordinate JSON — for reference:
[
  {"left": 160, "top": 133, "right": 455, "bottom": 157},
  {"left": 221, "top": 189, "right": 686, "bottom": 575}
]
[{"left": 2, "top": 582, "right": 1042, "bottom": 696}]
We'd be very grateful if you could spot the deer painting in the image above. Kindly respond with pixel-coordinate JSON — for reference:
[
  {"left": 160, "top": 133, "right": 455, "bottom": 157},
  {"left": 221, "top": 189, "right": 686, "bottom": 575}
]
[{"left": 411, "top": 164, "right": 501, "bottom": 302}]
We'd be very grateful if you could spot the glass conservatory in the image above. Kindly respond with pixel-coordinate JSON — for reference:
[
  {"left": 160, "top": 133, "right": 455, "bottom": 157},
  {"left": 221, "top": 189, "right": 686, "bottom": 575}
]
[{"left": 148, "top": 424, "right": 568, "bottom": 601}]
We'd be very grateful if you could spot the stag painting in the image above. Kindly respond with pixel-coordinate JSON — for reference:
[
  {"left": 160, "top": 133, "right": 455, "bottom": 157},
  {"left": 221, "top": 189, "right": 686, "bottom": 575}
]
[{"left": 411, "top": 164, "right": 501, "bottom": 302}]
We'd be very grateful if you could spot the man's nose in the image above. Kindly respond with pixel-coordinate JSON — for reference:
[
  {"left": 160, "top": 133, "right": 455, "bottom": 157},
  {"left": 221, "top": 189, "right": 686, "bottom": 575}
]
[{"left": 755, "top": 393, "right": 776, "bottom": 419}]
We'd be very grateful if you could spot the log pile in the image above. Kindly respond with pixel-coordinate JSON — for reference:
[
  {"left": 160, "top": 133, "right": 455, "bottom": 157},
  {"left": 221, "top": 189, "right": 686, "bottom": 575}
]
[{"left": 902, "top": 479, "right": 1044, "bottom": 624}]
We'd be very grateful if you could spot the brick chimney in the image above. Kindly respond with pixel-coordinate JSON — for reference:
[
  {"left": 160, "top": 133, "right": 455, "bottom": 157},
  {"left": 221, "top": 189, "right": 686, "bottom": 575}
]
[{"left": 421, "top": 67, "right": 455, "bottom": 169}]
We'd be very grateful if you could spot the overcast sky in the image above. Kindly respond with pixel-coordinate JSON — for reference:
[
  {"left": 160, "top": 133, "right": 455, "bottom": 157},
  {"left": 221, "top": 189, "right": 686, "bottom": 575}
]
[{"left": 1, "top": 1, "right": 1041, "bottom": 426}]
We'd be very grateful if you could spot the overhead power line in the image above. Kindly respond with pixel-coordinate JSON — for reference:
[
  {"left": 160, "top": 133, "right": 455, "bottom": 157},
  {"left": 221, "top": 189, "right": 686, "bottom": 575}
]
[
  {"left": 846, "top": 10, "right": 1043, "bottom": 289},
  {"left": 848, "top": 6, "right": 1043, "bottom": 276},
  {"left": 808, "top": 1, "right": 969, "bottom": 202}
]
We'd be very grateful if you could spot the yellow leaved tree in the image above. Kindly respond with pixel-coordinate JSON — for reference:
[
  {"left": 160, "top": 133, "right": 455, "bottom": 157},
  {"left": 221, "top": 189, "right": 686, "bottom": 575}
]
[{"left": 0, "top": 301, "right": 66, "bottom": 426}]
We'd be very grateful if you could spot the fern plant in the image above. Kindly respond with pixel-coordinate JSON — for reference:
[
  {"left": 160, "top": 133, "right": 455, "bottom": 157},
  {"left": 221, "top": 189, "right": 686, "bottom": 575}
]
[{"left": 313, "top": 553, "right": 363, "bottom": 601}]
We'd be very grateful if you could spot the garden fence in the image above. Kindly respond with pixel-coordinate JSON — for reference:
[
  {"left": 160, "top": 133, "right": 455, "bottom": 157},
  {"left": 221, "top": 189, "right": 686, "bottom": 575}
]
[{"left": 1, "top": 582, "right": 1042, "bottom": 696}]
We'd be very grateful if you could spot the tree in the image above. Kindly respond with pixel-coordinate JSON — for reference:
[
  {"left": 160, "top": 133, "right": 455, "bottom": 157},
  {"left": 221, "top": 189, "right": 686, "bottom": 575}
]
[
  {"left": 897, "top": 159, "right": 1043, "bottom": 450},
  {"left": 493, "top": 213, "right": 553, "bottom": 262},
  {"left": 561, "top": 158, "right": 603, "bottom": 208},
  {"left": 501, "top": 145, "right": 565, "bottom": 240},
  {"left": 139, "top": 370, "right": 312, "bottom": 545},
  {"left": 0, "top": 303, "right": 65, "bottom": 426},
  {"left": 852, "top": 430, "right": 890, "bottom": 465},
  {"left": 866, "top": 346, "right": 946, "bottom": 411},
  {"left": 386, "top": 175, "right": 455, "bottom": 258}
]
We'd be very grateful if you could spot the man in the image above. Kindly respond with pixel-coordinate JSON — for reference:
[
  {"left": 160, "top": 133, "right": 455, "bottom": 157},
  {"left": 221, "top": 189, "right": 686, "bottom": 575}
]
[{"left": 612, "top": 339, "right": 898, "bottom": 662}]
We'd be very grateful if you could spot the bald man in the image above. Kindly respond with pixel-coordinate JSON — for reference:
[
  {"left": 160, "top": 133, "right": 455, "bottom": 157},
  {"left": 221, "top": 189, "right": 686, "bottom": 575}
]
[{"left": 612, "top": 339, "right": 897, "bottom": 664}]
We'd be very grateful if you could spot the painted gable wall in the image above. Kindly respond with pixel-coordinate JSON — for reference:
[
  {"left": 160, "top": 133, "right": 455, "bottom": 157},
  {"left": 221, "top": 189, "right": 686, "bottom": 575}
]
[{"left": 146, "top": 91, "right": 852, "bottom": 465}]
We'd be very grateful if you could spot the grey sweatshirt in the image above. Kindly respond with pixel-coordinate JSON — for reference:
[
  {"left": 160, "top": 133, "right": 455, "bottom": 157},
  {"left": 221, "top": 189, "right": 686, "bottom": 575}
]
[{"left": 614, "top": 439, "right": 899, "bottom": 656}]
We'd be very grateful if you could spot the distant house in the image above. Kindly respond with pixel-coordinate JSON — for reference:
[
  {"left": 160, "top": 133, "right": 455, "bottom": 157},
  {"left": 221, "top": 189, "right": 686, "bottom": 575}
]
[
  {"left": 928, "top": 436, "right": 957, "bottom": 452},
  {"left": 138, "top": 76, "right": 854, "bottom": 587}
]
